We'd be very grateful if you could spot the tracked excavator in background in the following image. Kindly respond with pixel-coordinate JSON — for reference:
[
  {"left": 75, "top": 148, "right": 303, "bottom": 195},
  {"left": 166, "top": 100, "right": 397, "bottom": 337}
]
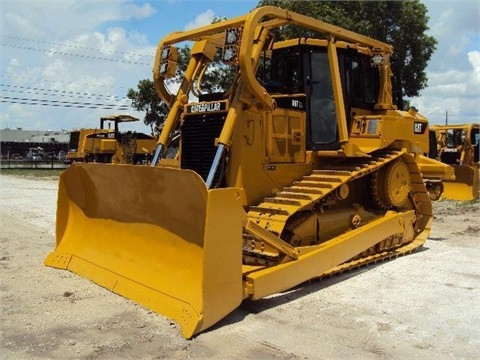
[
  {"left": 45, "top": 7, "right": 435, "bottom": 338},
  {"left": 66, "top": 114, "right": 157, "bottom": 164},
  {"left": 429, "top": 123, "right": 479, "bottom": 200}
]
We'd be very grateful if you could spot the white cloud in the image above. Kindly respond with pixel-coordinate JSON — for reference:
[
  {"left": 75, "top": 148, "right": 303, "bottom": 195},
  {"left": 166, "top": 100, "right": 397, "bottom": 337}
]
[
  {"left": 448, "top": 35, "right": 469, "bottom": 56},
  {"left": 184, "top": 10, "right": 215, "bottom": 30},
  {"left": 468, "top": 50, "right": 480, "bottom": 86},
  {"left": 3, "top": 11, "right": 40, "bottom": 39},
  {"left": 411, "top": 1, "right": 479, "bottom": 124},
  {"left": 2, "top": 1, "right": 155, "bottom": 40},
  {"left": 132, "top": 3, "right": 156, "bottom": 19},
  {"left": 1, "top": 0, "right": 478, "bottom": 132},
  {"left": 0, "top": 0, "right": 158, "bottom": 132}
]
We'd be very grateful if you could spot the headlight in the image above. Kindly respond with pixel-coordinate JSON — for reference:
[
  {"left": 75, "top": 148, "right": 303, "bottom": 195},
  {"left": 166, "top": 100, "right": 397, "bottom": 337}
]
[
  {"left": 222, "top": 28, "right": 241, "bottom": 65},
  {"left": 159, "top": 62, "right": 168, "bottom": 74},
  {"left": 223, "top": 48, "right": 235, "bottom": 62},
  {"left": 161, "top": 47, "right": 170, "bottom": 60},
  {"left": 158, "top": 46, "right": 178, "bottom": 78},
  {"left": 225, "top": 28, "right": 239, "bottom": 45},
  {"left": 371, "top": 54, "right": 384, "bottom": 67}
]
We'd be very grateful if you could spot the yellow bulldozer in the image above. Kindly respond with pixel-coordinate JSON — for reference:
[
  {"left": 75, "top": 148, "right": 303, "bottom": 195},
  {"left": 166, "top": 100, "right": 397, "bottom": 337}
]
[
  {"left": 430, "top": 123, "right": 479, "bottom": 200},
  {"left": 45, "top": 7, "right": 435, "bottom": 338},
  {"left": 66, "top": 114, "right": 157, "bottom": 165},
  {"left": 415, "top": 125, "right": 456, "bottom": 201}
]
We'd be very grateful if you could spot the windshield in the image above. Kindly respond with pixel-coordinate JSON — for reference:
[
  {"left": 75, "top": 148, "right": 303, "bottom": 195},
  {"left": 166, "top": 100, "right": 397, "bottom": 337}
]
[{"left": 268, "top": 50, "right": 302, "bottom": 94}]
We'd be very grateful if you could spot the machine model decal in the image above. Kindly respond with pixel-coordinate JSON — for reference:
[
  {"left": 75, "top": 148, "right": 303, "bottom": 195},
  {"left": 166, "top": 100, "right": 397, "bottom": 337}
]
[
  {"left": 87, "top": 132, "right": 116, "bottom": 139},
  {"left": 274, "top": 96, "right": 306, "bottom": 110}
]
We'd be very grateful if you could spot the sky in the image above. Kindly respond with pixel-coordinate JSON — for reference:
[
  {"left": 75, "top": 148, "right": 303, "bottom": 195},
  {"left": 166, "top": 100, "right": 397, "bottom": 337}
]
[{"left": 0, "top": 0, "right": 479, "bottom": 134}]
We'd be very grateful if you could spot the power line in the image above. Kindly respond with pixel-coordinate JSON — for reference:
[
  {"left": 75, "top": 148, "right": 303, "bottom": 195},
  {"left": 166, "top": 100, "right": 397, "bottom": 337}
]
[
  {"left": 1, "top": 35, "right": 154, "bottom": 59},
  {"left": 1, "top": 43, "right": 152, "bottom": 66},
  {"left": 0, "top": 98, "right": 129, "bottom": 110},
  {"left": 0, "top": 96, "right": 130, "bottom": 110},
  {"left": 0, "top": 83, "right": 127, "bottom": 102},
  {"left": 1, "top": 35, "right": 148, "bottom": 111},
  {"left": 0, "top": 74, "right": 134, "bottom": 92}
]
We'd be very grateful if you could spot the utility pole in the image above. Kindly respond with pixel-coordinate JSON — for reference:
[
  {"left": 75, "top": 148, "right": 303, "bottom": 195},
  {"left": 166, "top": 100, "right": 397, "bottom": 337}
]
[{"left": 445, "top": 110, "right": 448, "bottom": 125}]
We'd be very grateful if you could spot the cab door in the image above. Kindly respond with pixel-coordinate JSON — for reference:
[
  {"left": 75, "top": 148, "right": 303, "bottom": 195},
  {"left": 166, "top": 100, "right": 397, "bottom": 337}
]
[{"left": 304, "top": 50, "right": 340, "bottom": 150}]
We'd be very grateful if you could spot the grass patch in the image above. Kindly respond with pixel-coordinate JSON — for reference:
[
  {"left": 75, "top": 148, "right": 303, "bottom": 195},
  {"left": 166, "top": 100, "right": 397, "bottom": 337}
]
[{"left": 459, "top": 198, "right": 479, "bottom": 206}]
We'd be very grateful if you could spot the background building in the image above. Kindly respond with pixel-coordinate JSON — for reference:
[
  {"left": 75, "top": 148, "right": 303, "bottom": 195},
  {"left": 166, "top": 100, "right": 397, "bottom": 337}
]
[{"left": 0, "top": 128, "right": 69, "bottom": 159}]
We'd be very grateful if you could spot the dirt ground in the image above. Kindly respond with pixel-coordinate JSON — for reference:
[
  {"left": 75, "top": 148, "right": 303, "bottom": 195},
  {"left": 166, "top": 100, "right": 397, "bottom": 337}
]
[{"left": 0, "top": 173, "right": 479, "bottom": 360}]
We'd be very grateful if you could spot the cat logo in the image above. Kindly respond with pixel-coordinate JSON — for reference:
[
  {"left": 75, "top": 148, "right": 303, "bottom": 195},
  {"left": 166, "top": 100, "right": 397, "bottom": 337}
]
[
  {"left": 187, "top": 102, "right": 225, "bottom": 113},
  {"left": 414, "top": 122, "right": 427, "bottom": 134}
]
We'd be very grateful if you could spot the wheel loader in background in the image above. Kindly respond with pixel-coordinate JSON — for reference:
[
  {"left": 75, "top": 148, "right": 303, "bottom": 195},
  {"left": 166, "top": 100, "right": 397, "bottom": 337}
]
[
  {"left": 45, "top": 7, "right": 435, "bottom": 338},
  {"left": 430, "top": 123, "right": 479, "bottom": 200},
  {"left": 66, "top": 114, "right": 157, "bottom": 164}
]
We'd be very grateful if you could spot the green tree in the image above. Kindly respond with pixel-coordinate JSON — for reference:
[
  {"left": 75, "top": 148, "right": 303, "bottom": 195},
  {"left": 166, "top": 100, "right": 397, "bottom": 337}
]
[
  {"left": 127, "top": 79, "right": 168, "bottom": 135},
  {"left": 176, "top": 45, "right": 234, "bottom": 93},
  {"left": 258, "top": 0, "right": 437, "bottom": 109},
  {"left": 128, "top": 25, "right": 234, "bottom": 133}
]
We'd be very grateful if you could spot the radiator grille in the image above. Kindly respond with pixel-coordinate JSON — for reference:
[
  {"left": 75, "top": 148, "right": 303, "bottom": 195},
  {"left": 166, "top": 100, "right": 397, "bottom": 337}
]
[
  {"left": 181, "top": 112, "right": 227, "bottom": 184},
  {"left": 440, "top": 151, "right": 460, "bottom": 165}
]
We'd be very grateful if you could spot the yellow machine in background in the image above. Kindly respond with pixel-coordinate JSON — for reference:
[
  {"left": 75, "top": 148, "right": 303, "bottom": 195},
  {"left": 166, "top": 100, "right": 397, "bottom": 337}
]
[
  {"left": 430, "top": 123, "right": 479, "bottom": 200},
  {"left": 66, "top": 114, "right": 157, "bottom": 164},
  {"left": 416, "top": 125, "right": 456, "bottom": 201},
  {"left": 46, "top": 7, "right": 434, "bottom": 338}
]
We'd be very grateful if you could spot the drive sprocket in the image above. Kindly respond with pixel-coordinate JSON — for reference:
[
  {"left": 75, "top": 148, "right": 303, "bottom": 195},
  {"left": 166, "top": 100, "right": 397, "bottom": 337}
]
[{"left": 371, "top": 159, "right": 412, "bottom": 209}]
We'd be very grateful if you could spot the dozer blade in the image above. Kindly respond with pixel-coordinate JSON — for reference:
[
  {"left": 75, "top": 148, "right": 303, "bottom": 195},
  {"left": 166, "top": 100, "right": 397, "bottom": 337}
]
[
  {"left": 441, "top": 165, "right": 479, "bottom": 201},
  {"left": 44, "top": 163, "right": 246, "bottom": 338}
]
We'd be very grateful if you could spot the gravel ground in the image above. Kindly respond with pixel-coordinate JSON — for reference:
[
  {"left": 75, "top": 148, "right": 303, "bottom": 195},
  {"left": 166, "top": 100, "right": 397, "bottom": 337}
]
[{"left": 0, "top": 173, "right": 479, "bottom": 359}]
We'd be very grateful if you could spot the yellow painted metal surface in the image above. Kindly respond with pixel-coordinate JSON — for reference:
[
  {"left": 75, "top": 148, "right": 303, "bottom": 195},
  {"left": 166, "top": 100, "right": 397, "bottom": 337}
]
[
  {"left": 267, "top": 107, "right": 306, "bottom": 163},
  {"left": 45, "top": 163, "right": 246, "bottom": 338},
  {"left": 67, "top": 115, "right": 157, "bottom": 164},
  {"left": 99, "top": 139, "right": 117, "bottom": 151},
  {"left": 429, "top": 123, "right": 479, "bottom": 201},
  {"left": 417, "top": 154, "right": 455, "bottom": 180},
  {"left": 441, "top": 165, "right": 479, "bottom": 201},
  {"left": 350, "top": 111, "right": 430, "bottom": 155},
  {"left": 45, "top": 6, "right": 436, "bottom": 339},
  {"left": 67, "top": 128, "right": 102, "bottom": 162},
  {"left": 244, "top": 210, "right": 419, "bottom": 300}
]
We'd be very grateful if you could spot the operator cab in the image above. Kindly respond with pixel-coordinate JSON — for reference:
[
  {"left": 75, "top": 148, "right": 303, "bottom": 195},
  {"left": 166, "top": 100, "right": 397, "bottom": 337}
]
[{"left": 265, "top": 39, "right": 380, "bottom": 151}]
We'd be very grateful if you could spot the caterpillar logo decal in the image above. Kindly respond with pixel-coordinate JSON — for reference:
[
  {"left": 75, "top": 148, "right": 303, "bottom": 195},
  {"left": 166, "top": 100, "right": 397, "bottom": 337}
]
[
  {"left": 186, "top": 101, "right": 226, "bottom": 113},
  {"left": 414, "top": 122, "right": 427, "bottom": 134}
]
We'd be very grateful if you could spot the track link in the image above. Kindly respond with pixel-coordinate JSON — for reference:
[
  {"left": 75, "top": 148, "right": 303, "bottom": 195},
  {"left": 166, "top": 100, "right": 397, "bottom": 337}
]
[
  {"left": 320, "top": 236, "right": 426, "bottom": 278},
  {"left": 247, "top": 150, "right": 401, "bottom": 236},
  {"left": 243, "top": 149, "right": 432, "bottom": 271}
]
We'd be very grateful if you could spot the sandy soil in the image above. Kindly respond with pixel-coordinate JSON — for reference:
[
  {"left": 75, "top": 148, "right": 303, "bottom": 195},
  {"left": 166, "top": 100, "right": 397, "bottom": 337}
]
[{"left": 0, "top": 173, "right": 479, "bottom": 360}]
